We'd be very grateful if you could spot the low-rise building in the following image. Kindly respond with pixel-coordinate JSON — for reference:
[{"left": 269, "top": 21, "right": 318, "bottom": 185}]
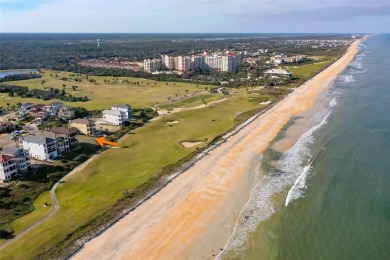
[
  {"left": 264, "top": 69, "right": 292, "bottom": 77},
  {"left": 20, "top": 135, "right": 57, "bottom": 161},
  {"left": 103, "top": 104, "right": 132, "bottom": 126},
  {"left": 0, "top": 154, "right": 17, "bottom": 181},
  {"left": 58, "top": 106, "right": 75, "bottom": 119},
  {"left": 102, "top": 109, "right": 123, "bottom": 126},
  {"left": 2, "top": 147, "right": 30, "bottom": 174},
  {"left": 69, "top": 118, "right": 96, "bottom": 136},
  {"left": 40, "top": 127, "right": 79, "bottom": 155},
  {"left": 45, "top": 102, "right": 64, "bottom": 116}
]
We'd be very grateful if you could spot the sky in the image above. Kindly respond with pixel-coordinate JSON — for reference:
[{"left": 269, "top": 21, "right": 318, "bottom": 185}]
[{"left": 0, "top": 0, "right": 389, "bottom": 33}]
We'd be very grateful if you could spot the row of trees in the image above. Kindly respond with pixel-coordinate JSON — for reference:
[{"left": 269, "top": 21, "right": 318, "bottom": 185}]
[
  {"left": 0, "top": 84, "right": 89, "bottom": 102},
  {"left": 0, "top": 73, "right": 42, "bottom": 82}
]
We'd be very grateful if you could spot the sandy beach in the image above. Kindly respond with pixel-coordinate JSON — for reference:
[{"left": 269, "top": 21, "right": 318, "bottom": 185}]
[{"left": 74, "top": 39, "right": 362, "bottom": 260}]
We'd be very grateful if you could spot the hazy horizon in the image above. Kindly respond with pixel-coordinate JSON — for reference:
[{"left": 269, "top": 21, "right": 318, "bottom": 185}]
[{"left": 1, "top": 0, "right": 389, "bottom": 33}]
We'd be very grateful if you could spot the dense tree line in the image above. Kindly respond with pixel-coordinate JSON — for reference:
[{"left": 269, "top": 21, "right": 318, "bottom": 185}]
[
  {"left": 0, "top": 33, "right": 351, "bottom": 71},
  {"left": 0, "top": 84, "right": 89, "bottom": 102},
  {"left": 0, "top": 73, "right": 42, "bottom": 82}
]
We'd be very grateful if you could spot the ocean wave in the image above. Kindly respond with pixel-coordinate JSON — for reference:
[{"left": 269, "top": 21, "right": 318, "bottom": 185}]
[
  {"left": 329, "top": 97, "right": 337, "bottom": 108},
  {"left": 217, "top": 111, "right": 331, "bottom": 259},
  {"left": 340, "top": 75, "right": 355, "bottom": 83},
  {"left": 285, "top": 163, "right": 312, "bottom": 207}
]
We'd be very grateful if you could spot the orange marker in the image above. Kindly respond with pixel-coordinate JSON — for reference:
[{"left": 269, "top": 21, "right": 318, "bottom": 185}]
[{"left": 95, "top": 136, "right": 119, "bottom": 148}]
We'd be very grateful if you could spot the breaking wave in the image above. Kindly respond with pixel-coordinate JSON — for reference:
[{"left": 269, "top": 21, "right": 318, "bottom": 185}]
[
  {"left": 285, "top": 163, "right": 312, "bottom": 207},
  {"left": 342, "top": 75, "right": 355, "bottom": 83},
  {"left": 217, "top": 111, "right": 331, "bottom": 259},
  {"left": 329, "top": 97, "right": 337, "bottom": 108}
]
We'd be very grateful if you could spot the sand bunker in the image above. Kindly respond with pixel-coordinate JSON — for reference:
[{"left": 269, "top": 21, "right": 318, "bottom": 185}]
[
  {"left": 259, "top": 101, "right": 271, "bottom": 105},
  {"left": 181, "top": 141, "right": 203, "bottom": 148},
  {"left": 166, "top": 121, "right": 179, "bottom": 125}
]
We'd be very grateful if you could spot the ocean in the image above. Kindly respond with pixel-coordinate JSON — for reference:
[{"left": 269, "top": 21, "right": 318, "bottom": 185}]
[{"left": 220, "top": 34, "right": 390, "bottom": 259}]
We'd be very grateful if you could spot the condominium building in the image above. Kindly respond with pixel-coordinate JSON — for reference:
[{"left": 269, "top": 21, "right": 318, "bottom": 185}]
[
  {"left": 161, "top": 55, "right": 176, "bottom": 70},
  {"left": 143, "top": 59, "right": 162, "bottom": 73},
  {"left": 176, "top": 56, "right": 191, "bottom": 72},
  {"left": 144, "top": 53, "right": 241, "bottom": 73}
]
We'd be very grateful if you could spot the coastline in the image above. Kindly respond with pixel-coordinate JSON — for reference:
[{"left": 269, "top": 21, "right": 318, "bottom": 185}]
[{"left": 73, "top": 38, "right": 363, "bottom": 260}]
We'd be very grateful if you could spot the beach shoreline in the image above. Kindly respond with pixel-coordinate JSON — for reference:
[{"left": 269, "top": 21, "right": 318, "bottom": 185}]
[{"left": 73, "top": 38, "right": 363, "bottom": 260}]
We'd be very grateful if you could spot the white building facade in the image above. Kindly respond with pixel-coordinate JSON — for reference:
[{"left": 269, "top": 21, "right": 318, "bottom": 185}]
[{"left": 20, "top": 135, "right": 58, "bottom": 161}]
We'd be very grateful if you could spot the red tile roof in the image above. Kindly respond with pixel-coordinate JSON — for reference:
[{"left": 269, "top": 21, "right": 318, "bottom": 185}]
[{"left": 0, "top": 154, "right": 14, "bottom": 163}]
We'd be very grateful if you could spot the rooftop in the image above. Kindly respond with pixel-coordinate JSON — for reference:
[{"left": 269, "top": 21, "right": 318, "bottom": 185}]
[
  {"left": 112, "top": 104, "right": 131, "bottom": 109},
  {"left": 50, "top": 127, "right": 78, "bottom": 135},
  {"left": 71, "top": 118, "right": 95, "bottom": 125},
  {"left": 264, "top": 69, "right": 292, "bottom": 75},
  {"left": 103, "top": 109, "right": 122, "bottom": 116},
  {"left": 1, "top": 146, "right": 22, "bottom": 157},
  {"left": 0, "top": 154, "right": 14, "bottom": 163},
  {"left": 22, "top": 135, "right": 56, "bottom": 145}
]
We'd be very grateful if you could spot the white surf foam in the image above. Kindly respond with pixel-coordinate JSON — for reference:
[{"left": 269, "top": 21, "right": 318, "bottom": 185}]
[
  {"left": 343, "top": 75, "right": 355, "bottom": 83},
  {"left": 329, "top": 97, "right": 337, "bottom": 108},
  {"left": 217, "top": 111, "right": 332, "bottom": 259},
  {"left": 285, "top": 163, "right": 312, "bottom": 207}
]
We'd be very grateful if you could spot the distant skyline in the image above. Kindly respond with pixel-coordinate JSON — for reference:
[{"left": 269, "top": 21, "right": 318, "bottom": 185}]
[{"left": 0, "top": 0, "right": 389, "bottom": 33}]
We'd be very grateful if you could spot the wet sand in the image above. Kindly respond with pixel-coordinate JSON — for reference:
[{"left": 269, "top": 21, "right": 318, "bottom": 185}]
[{"left": 73, "top": 39, "right": 362, "bottom": 260}]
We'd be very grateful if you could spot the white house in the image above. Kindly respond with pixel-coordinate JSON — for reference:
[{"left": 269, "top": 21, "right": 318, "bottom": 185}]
[
  {"left": 264, "top": 69, "right": 292, "bottom": 77},
  {"left": 20, "top": 135, "right": 57, "bottom": 161},
  {"left": 112, "top": 104, "right": 132, "bottom": 119},
  {"left": 102, "top": 110, "right": 123, "bottom": 126},
  {"left": 103, "top": 104, "right": 132, "bottom": 126},
  {"left": 0, "top": 154, "right": 17, "bottom": 181},
  {"left": 44, "top": 102, "right": 64, "bottom": 116},
  {"left": 1, "top": 147, "right": 30, "bottom": 174}
]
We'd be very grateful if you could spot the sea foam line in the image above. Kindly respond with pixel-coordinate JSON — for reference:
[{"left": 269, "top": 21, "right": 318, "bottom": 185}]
[
  {"left": 217, "top": 111, "right": 332, "bottom": 259},
  {"left": 285, "top": 162, "right": 312, "bottom": 207}
]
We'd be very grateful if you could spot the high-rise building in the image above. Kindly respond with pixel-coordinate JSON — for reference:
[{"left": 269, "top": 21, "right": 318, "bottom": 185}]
[
  {"left": 161, "top": 55, "right": 176, "bottom": 70},
  {"left": 143, "top": 59, "right": 161, "bottom": 72},
  {"left": 177, "top": 56, "right": 191, "bottom": 71}
]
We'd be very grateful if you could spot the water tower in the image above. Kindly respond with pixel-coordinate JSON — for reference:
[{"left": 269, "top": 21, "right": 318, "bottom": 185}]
[{"left": 97, "top": 39, "right": 100, "bottom": 48}]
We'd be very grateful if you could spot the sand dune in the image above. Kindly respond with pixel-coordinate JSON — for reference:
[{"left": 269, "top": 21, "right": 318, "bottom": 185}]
[{"left": 73, "top": 39, "right": 362, "bottom": 260}]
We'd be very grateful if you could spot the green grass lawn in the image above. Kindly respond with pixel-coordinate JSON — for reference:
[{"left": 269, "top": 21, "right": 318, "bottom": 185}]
[
  {"left": 0, "top": 70, "right": 215, "bottom": 110},
  {"left": 0, "top": 88, "right": 273, "bottom": 259},
  {"left": 287, "top": 59, "right": 335, "bottom": 79},
  {"left": 0, "top": 191, "right": 53, "bottom": 247},
  {"left": 159, "top": 94, "right": 222, "bottom": 109}
]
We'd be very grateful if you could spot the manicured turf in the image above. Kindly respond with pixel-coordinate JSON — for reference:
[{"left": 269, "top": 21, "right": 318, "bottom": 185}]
[
  {"left": 0, "top": 70, "right": 217, "bottom": 110},
  {"left": 0, "top": 89, "right": 271, "bottom": 259},
  {"left": 287, "top": 59, "right": 334, "bottom": 79}
]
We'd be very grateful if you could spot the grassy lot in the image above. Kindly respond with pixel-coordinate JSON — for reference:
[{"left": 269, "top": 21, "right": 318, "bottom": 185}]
[
  {"left": 0, "top": 88, "right": 279, "bottom": 259},
  {"left": 0, "top": 70, "right": 217, "bottom": 110},
  {"left": 287, "top": 59, "right": 335, "bottom": 79},
  {"left": 0, "top": 192, "right": 52, "bottom": 246},
  {"left": 159, "top": 94, "right": 222, "bottom": 109}
]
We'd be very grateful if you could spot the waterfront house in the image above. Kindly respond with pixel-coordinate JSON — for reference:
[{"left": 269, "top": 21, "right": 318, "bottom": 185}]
[
  {"left": 20, "top": 135, "right": 57, "bottom": 161},
  {"left": 40, "top": 127, "right": 79, "bottom": 155},
  {"left": 69, "top": 118, "right": 96, "bottom": 136},
  {"left": 102, "top": 104, "right": 132, "bottom": 126},
  {"left": 1, "top": 146, "right": 30, "bottom": 174}
]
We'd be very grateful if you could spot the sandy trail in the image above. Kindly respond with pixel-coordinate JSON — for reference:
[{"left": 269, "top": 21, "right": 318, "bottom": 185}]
[{"left": 74, "top": 39, "right": 361, "bottom": 260}]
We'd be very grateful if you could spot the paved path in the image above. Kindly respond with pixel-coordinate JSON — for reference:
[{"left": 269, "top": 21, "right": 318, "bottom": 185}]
[
  {"left": 0, "top": 153, "right": 100, "bottom": 251},
  {"left": 0, "top": 98, "right": 228, "bottom": 251}
]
